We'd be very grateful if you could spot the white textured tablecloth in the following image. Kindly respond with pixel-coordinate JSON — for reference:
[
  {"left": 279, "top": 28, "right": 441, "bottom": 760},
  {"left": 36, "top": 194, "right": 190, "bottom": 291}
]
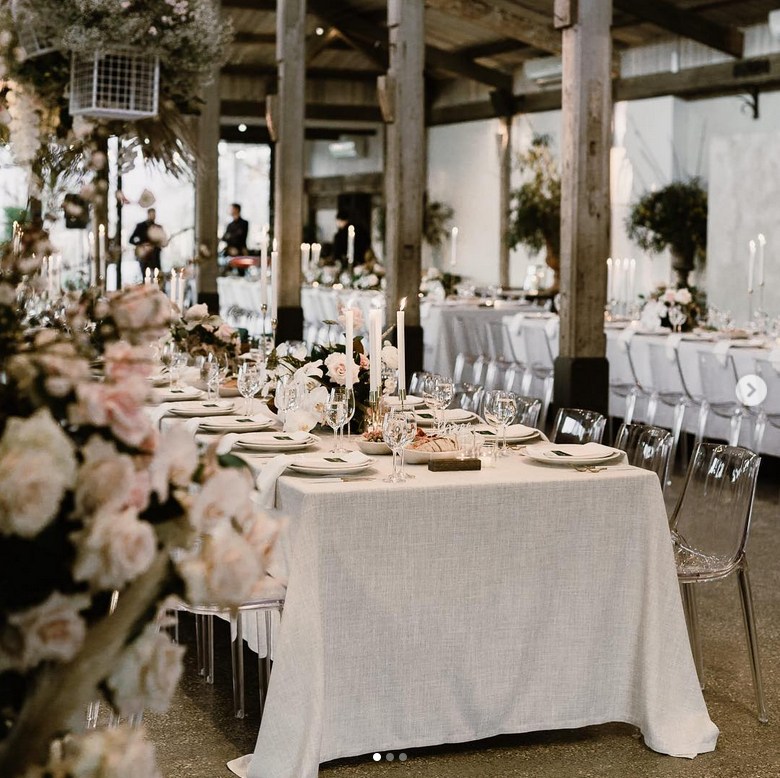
[{"left": 246, "top": 452, "right": 717, "bottom": 778}]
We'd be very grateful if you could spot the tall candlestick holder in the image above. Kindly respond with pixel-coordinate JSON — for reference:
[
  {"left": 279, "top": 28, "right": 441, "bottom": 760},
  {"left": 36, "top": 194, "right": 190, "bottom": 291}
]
[
  {"left": 271, "top": 318, "right": 278, "bottom": 351},
  {"left": 259, "top": 303, "right": 268, "bottom": 359},
  {"left": 398, "top": 387, "right": 407, "bottom": 411},
  {"left": 368, "top": 390, "right": 382, "bottom": 432}
]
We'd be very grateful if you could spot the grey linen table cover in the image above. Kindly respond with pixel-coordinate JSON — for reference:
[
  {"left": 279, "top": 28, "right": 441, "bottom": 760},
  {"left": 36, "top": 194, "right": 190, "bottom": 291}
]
[{"left": 246, "top": 460, "right": 718, "bottom": 778}]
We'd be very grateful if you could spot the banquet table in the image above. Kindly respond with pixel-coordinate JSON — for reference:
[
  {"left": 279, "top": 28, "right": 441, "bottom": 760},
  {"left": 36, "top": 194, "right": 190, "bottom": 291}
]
[
  {"left": 502, "top": 314, "right": 780, "bottom": 456},
  {"left": 238, "top": 437, "right": 717, "bottom": 778}
]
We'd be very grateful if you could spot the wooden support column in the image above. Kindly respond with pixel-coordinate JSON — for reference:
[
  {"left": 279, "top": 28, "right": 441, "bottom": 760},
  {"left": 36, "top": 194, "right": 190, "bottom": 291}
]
[
  {"left": 195, "top": 41, "right": 221, "bottom": 313},
  {"left": 385, "top": 0, "right": 425, "bottom": 382},
  {"left": 274, "top": 0, "right": 306, "bottom": 341},
  {"left": 498, "top": 116, "right": 512, "bottom": 290},
  {"left": 553, "top": 0, "right": 612, "bottom": 415}
]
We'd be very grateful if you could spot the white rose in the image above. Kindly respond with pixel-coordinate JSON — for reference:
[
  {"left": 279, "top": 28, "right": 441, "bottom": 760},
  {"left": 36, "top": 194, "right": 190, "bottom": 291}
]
[
  {"left": 177, "top": 524, "right": 261, "bottom": 607},
  {"left": 150, "top": 427, "right": 199, "bottom": 503},
  {"left": 0, "top": 409, "right": 77, "bottom": 538},
  {"left": 190, "top": 468, "right": 253, "bottom": 534},
  {"left": 107, "top": 625, "right": 184, "bottom": 717},
  {"left": 662, "top": 288, "right": 677, "bottom": 303},
  {"left": 71, "top": 508, "right": 157, "bottom": 590},
  {"left": 6, "top": 591, "right": 90, "bottom": 670},
  {"left": 184, "top": 302, "right": 208, "bottom": 321},
  {"left": 381, "top": 345, "right": 399, "bottom": 369},
  {"left": 66, "top": 725, "right": 161, "bottom": 778},
  {"left": 675, "top": 288, "right": 693, "bottom": 305},
  {"left": 75, "top": 436, "right": 135, "bottom": 517},
  {"left": 324, "top": 352, "right": 359, "bottom": 386}
]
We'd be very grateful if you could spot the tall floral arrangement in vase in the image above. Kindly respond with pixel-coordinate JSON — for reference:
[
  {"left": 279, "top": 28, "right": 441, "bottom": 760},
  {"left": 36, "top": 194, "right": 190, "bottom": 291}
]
[{"left": 0, "top": 240, "right": 282, "bottom": 778}]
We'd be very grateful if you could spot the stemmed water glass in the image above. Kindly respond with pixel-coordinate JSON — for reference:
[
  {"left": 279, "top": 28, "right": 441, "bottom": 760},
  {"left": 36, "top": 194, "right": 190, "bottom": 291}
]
[
  {"left": 668, "top": 305, "right": 687, "bottom": 334},
  {"left": 422, "top": 374, "right": 454, "bottom": 431},
  {"left": 331, "top": 386, "right": 356, "bottom": 449},
  {"left": 275, "top": 373, "right": 301, "bottom": 419},
  {"left": 201, "top": 352, "right": 230, "bottom": 399},
  {"left": 168, "top": 346, "right": 187, "bottom": 390},
  {"left": 324, "top": 393, "right": 347, "bottom": 453},
  {"left": 382, "top": 410, "right": 417, "bottom": 483},
  {"left": 484, "top": 390, "right": 517, "bottom": 456},
  {"left": 237, "top": 363, "right": 262, "bottom": 416}
]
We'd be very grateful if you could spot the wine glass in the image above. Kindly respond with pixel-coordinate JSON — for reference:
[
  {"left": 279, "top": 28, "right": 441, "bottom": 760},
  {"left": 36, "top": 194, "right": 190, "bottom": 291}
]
[
  {"left": 668, "top": 305, "right": 686, "bottom": 334},
  {"left": 323, "top": 395, "right": 347, "bottom": 453},
  {"left": 203, "top": 360, "right": 220, "bottom": 401},
  {"left": 382, "top": 410, "right": 417, "bottom": 483},
  {"left": 237, "top": 363, "right": 261, "bottom": 416},
  {"left": 433, "top": 376, "right": 454, "bottom": 431},
  {"left": 275, "top": 373, "right": 300, "bottom": 419},
  {"left": 331, "top": 386, "right": 356, "bottom": 450},
  {"left": 484, "top": 390, "right": 517, "bottom": 456}
]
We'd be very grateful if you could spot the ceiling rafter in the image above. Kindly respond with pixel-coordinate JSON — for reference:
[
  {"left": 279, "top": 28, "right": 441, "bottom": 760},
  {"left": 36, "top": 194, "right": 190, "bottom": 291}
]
[{"left": 613, "top": 0, "right": 744, "bottom": 58}]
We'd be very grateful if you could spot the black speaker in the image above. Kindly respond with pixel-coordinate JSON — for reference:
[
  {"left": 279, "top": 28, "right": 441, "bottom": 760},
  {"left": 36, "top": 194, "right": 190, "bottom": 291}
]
[{"left": 63, "top": 194, "right": 90, "bottom": 229}]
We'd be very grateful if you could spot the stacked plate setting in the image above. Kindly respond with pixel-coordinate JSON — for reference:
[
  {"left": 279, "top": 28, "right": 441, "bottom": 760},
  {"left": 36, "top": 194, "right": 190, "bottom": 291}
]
[
  {"left": 524, "top": 442, "right": 623, "bottom": 466},
  {"left": 472, "top": 424, "right": 540, "bottom": 444},
  {"left": 414, "top": 408, "right": 476, "bottom": 426},
  {"left": 288, "top": 452, "right": 373, "bottom": 476},
  {"left": 168, "top": 400, "right": 235, "bottom": 417},
  {"left": 234, "top": 431, "right": 320, "bottom": 452},
  {"left": 198, "top": 416, "right": 275, "bottom": 433}
]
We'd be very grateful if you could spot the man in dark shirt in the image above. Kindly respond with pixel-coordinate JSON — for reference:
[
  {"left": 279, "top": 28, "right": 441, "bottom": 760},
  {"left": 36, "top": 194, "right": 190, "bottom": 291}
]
[
  {"left": 129, "top": 208, "right": 164, "bottom": 275},
  {"left": 332, "top": 208, "right": 371, "bottom": 268},
  {"left": 221, "top": 203, "right": 249, "bottom": 256}
]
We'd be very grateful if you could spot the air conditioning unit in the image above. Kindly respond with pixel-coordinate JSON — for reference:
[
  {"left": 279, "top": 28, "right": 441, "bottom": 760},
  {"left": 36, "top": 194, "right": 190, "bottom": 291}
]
[
  {"left": 328, "top": 137, "right": 367, "bottom": 159},
  {"left": 523, "top": 56, "right": 563, "bottom": 86}
]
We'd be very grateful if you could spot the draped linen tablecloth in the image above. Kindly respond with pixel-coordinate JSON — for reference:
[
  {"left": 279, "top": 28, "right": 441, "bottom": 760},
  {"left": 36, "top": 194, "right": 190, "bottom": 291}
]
[{"left": 245, "top": 454, "right": 718, "bottom": 778}]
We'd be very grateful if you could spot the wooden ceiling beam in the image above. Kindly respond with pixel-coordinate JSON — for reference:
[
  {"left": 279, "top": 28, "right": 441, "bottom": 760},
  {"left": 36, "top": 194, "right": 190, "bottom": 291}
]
[
  {"left": 424, "top": 0, "right": 561, "bottom": 55},
  {"left": 232, "top": 32, "right": 276, "bottom": 44},
  {"left": 222, "top": 99, "right": 383, "bottom": 123},
  {"left": 428, "top": 54, "right": 780, "bottom": 125},
  {"left": 222, "top": 0, "right": 276, "bottom": 10},
  {"left": 613, "top": 0, "right": 744, "bottom": 58},
  {"left": 223, "top": 64, "right": 382, "bottom": 81},
  {"left": 456, "top": 38, "right": 535, "bottom": 60}
]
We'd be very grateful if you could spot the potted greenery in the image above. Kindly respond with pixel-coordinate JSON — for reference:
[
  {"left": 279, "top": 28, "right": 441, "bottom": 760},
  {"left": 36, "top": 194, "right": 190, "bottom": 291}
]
[
  {"left": 626, "top": 179, "right": 708, "bottom": 289},
  {"left": 506, "top": 134, "right": 561, "bottom": 291}
]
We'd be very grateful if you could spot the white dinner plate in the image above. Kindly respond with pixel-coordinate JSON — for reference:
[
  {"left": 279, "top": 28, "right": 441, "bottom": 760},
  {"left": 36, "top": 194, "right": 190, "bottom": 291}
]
[
  {"left": 199, "top": 416, "right": 275, "bottom": 433},
  {"left": 289, "top": 453, "right": 373, "bottom": 475},
  {"left": 524, "top": 442, "right": 623, "bottom": 466},
  {"left": 168, "top": 400, "right": 235, "bottom": 417},
  {"left": 152, "top": 386, "right": 203, "bottom": 403},
  {"left": 414, "top": 409, "right": 475, "bottom": 426},
  {"left": 472, "top": 424, "right": 540, "bottom": 443},
  {"left": 234, "top": 431, "right": 319, "bottom": 451},
  {"left": 383, "top": 394, "right": 425, "bottom": 408}
]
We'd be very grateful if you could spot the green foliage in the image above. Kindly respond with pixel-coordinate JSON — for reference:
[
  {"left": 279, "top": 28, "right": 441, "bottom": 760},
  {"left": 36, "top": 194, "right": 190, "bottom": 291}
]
[
  {"left": 506, "top": 134, "right": 560, "bottom": 257},
  {"left": 626, "top": 179, "right": 708, "bottom": 260},
  {"left": 422, "top": 195, "right": 454, "bottom": 249}
]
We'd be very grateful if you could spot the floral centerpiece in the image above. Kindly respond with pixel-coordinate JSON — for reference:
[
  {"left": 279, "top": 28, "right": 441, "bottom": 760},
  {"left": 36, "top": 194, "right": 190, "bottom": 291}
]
[
  {"left": 420, "top": 267, "right": 463, "bottom": 300},
  {"left": 627, "top": 179, "right": 708, "bottom": 289},
  {"left": 640, "top": 285, "right": 705, "bottom": 332},
  {"left": 264, "top": 313, "right": 398, "bottom": 433},
  {"left": 506, "top": 134, "right": 561, "bottom": 290},
  {"left": 170, "top": 302, "right": 241, "bottom": 362},
  {"left": 0, "top": 238, "right": 281, "bottom": 778}
]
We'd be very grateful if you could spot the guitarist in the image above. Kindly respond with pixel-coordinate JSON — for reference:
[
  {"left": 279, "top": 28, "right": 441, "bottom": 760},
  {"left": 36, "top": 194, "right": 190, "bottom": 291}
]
[{"left": 130, "top": 208, "right": 167, "bottom": 276}]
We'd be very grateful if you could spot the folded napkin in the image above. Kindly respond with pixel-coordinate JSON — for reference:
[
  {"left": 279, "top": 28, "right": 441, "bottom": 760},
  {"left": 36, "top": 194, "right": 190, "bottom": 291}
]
[
  {"left": 238, "top": 430, "right": 312, "bottom": 446},
  {"left": 713, "top": 340, "right": 731, "bottom": 367},
  {"left": 255, "top": 455, "right": 293, "bottom": 508},
  {"left": 475, "top": 424, "right": 536, "bottom": 438},
  {"left": 294, "top": 451, "right": 368, "bottom": 468},
  {"left": 529, "top": 442, "right": 619, "bottom": 460},
  {"left": 198, "top": 412, "right": 276, "bottom": 429},
  {"left": 618, "top": 326, "right": 636, "bottom": 352},
  {"left": 151, "top": 385, "right": 202, "bottom": 404},
  {"left": 666, "top": 333, "right": 683, "bottom": 362}
]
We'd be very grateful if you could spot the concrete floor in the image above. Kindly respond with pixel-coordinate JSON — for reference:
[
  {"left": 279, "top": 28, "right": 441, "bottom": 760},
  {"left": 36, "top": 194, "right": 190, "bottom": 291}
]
[{"left": 146, "top": 462, "right": 780, "bottom": 778}]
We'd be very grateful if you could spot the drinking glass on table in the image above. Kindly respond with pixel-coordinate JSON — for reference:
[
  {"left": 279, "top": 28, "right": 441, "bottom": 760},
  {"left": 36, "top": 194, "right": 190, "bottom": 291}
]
[
  {"left": 484, "top": 390, "right": 517, "bottom": 457},
  {"left": 422, "top": 374, "right": 454, "bottom": 431},
  {"left": 330, "top": 386, "right": 355, "bottom": 449},
  {"left": 237, "top": 363, "right": 261, "bottom": 416},
  {"left": 323, "top": 395, "right": 347, "bottom": 453},
  {"left": 668, "top": 305, "right": 687, "bottom": 334},
  {"left": 169, "top": 347, "right": 187, "bottom": 390},
  {"left": 382, "top": 410, "right": 417, "bottom": 483}
]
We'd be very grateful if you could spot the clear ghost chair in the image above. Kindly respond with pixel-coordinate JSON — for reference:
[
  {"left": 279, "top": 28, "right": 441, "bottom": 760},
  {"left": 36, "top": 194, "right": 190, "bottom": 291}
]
[
  {"left": 750, "top": 357, "right": 780, "bottom": 454},
  {"left": 551, "top": 408, "right": 607, "bottom": 444},
  {"left": 408, "top": 371, "right": 433, "bottom": 395},
  {"left": 697, "top": 351, "right": 750, "bottom": 447},
  {"left": 671, "top": 443, "right": 766, "bottom": 723},
  {"left": 522, "top": 324, "right": 555, "bottom": 423},
  {"left": 514, "top": 396, "right": 542, "bottom": 428},
  {"left": 614, "top": 423, "right": 673, "bottom": 488},
  {"left": 450, "top": 382, "right": 483, "bottom": 412}
]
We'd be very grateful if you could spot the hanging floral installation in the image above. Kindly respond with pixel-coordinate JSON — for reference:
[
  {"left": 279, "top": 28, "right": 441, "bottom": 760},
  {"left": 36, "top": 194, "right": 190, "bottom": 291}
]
[{"left": 0, "top": 0, "right": 232, "bottom": 185}]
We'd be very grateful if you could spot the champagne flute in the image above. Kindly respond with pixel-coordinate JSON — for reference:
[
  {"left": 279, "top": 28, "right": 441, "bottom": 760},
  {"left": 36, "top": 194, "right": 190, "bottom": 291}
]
[
  {"left": 433, "top": 376, "right": 454, "bottom": 431},
  {"left": 237, "top": 363, "right": 261, "bottom": 416},
  {"left": 331, "top": 386, "right": 355, "bottom": 450},
  {"left": 382, "top": 410, "right": 417, "bottom": 483}
]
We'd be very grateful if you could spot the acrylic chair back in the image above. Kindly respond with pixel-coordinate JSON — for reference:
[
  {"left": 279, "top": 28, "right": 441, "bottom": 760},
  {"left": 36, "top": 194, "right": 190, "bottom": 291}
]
[
  {"left": 551, "top": 408, "right": 606, "bottom": 444},
  {"left": 670, "top": 443, "right": 760, "bottom": 575},
  {"left": 515, "top": 396, "right": 542, "bottom": 428},
  {"left": 614, "top": 423, "right": 672, "bottom": 486}
]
